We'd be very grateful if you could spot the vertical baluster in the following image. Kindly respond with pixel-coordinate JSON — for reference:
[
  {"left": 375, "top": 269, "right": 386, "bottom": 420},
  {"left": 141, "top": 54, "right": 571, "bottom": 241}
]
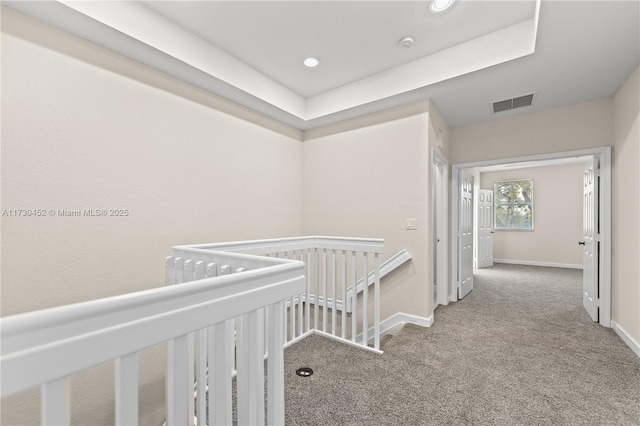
[
  {"left": 362, "top": 252, "right": 369, "bottom": 345},
  {"left": 322, "top": 249, "right": 328, "bottom": 332},
  {"left": 332, "top": 249, "right": 337, "bottom": 336},
  {"left": 169, "top": 256, "right": 185, "bottom": 425},
  {"left": 165, "top": 256, "right": 175, "bottom": 285},
  {"left": 42, "top": 378, "right": 70, "bottom": 426},
  {"left": 267, "top": 301, "right": 285, "bottom": 426},
  {"left": 116, "top": 353, "right": 139, "bottom": 426},
  {"left": 314, "top": 248, "right": 319, "bottom": 330},
  {"left": 263, "top": 305, "right": 269, "bottom": 359},
  {"left": 236, "top": 314, "right": 250, "bottom": 425},
  {"left": 280, "top": 253, "right": 288, "bottom": 343},
  {"left": 183, "top": 259, "right": 194, "bottom": 283},
  {"left": 205, "top": 263, "right": 217, "bottom": 278},
  {"left": 167, "top": 335, "right": 189, "bottom": 426},
  {"left": 194, "top": 261, "right": 204, "bottom": 280},
  {"left": 305, "top": 249, "right": 311, "bottom": 333},
  {"left": 182, "top": 261, "right": 195, "bottom": 426},
  {"left": 342, "top": 250, "right": 347, "bottom": 339},
  {"left": 374, "top": 252, "right": 381, "bottom": 351},
  {"left": 208, "top": 320, "right": 234, "bottom": 425},
  {"left": 283, "top": 301, "right": 288, "bottom": 344},
  {"left": 298, "top": 250, "right": 304, "bottom": 336},
  {"left": 289, "top": 251, "right": 295, "bottom": 340},
  {"left": 193, "top": 262, "right": 206, "bottom": 425},
  {"left": 237, "top": 311, "right": 265, "bottom": 426},
  {"left": 194, "top": 331, "right": 206, "bottom": 426},
  {"left": 249, "top": 309, "right": 265, "bottom": 425},
  {"left": 352, "top": 251, "right": 357, "bottom": 342},
  {"left": 173, "top": 257, "right": 184, "bottom": 284}
]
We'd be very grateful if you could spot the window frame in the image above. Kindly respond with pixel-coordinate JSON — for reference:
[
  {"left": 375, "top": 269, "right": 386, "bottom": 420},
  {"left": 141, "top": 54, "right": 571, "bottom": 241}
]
[{"left": 493, "top": 179, "right": 534, "bottom": 231}]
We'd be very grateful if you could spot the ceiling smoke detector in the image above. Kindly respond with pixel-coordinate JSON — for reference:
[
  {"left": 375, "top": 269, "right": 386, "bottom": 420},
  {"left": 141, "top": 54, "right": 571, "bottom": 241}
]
[{"left": 398, "top": 36, "right": 414, "bottom": 48}]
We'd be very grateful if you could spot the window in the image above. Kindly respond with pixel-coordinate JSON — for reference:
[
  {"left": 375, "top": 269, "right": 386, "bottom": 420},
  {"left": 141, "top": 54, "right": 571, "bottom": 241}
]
[{"left": 494, "top": 179, "right": 533, "bottom": 230}]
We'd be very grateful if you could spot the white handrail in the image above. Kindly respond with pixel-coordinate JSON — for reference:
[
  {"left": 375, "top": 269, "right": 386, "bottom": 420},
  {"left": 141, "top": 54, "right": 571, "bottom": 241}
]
[
  {"left": 1, "top": 252, "right": 304, "bottom": 426},
  {"left": 173, "top": 236, "right": 385, "bottom": 354},
  {"left": 174, "top": 236, "right": 384, "bottom": 255}
]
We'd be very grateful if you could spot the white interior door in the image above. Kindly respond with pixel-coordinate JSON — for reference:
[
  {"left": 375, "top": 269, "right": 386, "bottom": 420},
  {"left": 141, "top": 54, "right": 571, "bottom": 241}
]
[
  {"left": 477, "top": 189, "right": 494, "bottom": 268},
  {"left": 582, "top": 158, "right": 599, "bottom": 322},
  {"left": 458, "top": 170, "right": 474, "bottom": 299},
  {"left": 432, "top": 156, "right": 449, "bottom": 307}
]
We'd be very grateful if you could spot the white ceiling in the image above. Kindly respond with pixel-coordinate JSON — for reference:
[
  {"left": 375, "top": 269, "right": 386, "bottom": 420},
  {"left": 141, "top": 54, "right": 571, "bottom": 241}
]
[
  {"left": 5, "top": 1, "right": 640, "bottom": 131},
  {"left": 142, "top": 1, "right": 536, "bottom": 97}
]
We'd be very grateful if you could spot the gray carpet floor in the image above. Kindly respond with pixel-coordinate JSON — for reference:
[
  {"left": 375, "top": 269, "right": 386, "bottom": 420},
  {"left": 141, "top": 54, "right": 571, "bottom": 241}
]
[{"left": 283, "top": 264, "right": 640, "bottom": 425}]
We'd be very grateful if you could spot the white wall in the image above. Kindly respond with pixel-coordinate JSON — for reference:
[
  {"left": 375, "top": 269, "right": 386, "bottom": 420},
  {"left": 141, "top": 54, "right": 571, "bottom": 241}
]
[
  {"left": 480, "top": 163, "right": 584, "bottom": 267},
  {"left": 612, "top": 66, "right": 640, "bottom": 346},
  {"left": 1, "top": 8, "right": 303, "bottom": 425}
]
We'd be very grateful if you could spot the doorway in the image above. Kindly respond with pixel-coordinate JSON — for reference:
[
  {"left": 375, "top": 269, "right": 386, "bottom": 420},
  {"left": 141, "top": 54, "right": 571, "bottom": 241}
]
[
  {"left": 451, "top": 147, "right": 612, "bottom": 327},
  {"left": 432, "top": 150, "right": 449, "bottom": 310}
]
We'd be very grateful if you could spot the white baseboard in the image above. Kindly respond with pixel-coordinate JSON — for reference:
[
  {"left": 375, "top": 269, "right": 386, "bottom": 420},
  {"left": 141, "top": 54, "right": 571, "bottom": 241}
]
[
  {"left": 385, "top": 312, "right": 434, "bottom": 329},
  {"left": 611, "top": 320, "right": 640, "bottom": 358},
  {"left": 359, "top": 312, "right": 434, "bottom": 344},
  {"left": 493, "top": 259, "right": 583, "bottom": 270}
]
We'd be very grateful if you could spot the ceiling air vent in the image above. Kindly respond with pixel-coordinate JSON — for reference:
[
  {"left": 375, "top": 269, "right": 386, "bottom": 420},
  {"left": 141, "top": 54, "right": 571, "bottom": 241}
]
[{"left": 491, "top": 93, "right": 536, "bottom": 114}]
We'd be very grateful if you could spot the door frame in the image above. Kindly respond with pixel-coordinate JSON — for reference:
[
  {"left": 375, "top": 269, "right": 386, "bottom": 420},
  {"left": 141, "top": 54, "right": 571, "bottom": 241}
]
[
  {"left": 432, "top": 149, "right": 450, "bottom": 309},
  {"left": 451, "top": 147, "right": 612, "bottom": 327}
]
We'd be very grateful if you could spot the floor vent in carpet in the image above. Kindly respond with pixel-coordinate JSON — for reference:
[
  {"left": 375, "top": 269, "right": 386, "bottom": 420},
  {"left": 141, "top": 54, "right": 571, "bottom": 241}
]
[{"left": 295, "top": 367, "right": 313, "bottom": 377}]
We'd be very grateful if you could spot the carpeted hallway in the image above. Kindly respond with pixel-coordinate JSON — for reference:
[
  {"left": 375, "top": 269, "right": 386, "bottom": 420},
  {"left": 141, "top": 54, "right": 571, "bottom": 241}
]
[{"left": 283, "top": 264, "right": 640, "bottom": 425}]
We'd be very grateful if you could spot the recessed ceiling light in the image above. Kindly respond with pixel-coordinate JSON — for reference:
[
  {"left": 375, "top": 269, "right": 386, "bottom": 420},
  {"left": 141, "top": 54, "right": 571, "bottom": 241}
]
[
  {"left": 430, "top": 0, "right": 455, "bottom": 13},
  {"left": 303, "top": 57, "right": 320, "bottom": 68}
]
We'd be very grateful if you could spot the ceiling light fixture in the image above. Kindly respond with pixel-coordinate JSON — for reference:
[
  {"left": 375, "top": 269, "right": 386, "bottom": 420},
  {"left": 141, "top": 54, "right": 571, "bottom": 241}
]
[
  {"left": 430, "top": 0, "right": 455, "bottom": 13},
  {"left": 303, "top": 57, "right": 320, "bottom": 68}
]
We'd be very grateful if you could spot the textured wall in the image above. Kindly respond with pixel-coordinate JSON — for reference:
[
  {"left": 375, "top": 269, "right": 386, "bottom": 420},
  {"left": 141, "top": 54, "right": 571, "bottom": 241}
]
[
  {"left": 1, "top": 8, "right": 303, "bottom": 425},
  {"left": 612, "top": 66, "right": 640, "bottom": 345}
]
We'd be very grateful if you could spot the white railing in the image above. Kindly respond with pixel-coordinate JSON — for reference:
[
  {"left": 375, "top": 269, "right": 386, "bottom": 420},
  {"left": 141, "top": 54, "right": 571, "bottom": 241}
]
[
  {"left": 1, "top": 251, "right": 305, "bottom": 426},
  {"left": 344, "top": 248, "right": 412, "bottom": 313},
  {"left": 172, "top": 236, "right": 385, "bottom": 353}
]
